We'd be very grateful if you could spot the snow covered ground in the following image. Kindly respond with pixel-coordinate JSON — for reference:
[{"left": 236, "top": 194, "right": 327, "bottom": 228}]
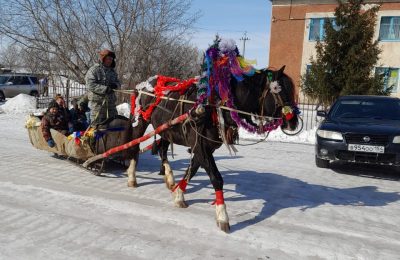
[{"left": 1, "top": 95, "right": 400, "bottom": 259}]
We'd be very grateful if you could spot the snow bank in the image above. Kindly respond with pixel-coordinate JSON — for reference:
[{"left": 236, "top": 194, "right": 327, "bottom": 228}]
[
  {"left": 239, "top": 127, "right": 316, "bottom": 145},
  {"left": 0, "top": 94, "right": 38, "bottom": 114}
]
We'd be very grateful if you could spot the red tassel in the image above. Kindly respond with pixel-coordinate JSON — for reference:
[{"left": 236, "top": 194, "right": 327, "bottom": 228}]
[
  {"left": 130, "top": 94, "right": 136, "bottom": 116},
  {"left": 213, "top": 190, "right": 224, "bottom": 205},
  {"left": 172, "top": 179, "right": 188, "bottom": 192},
  {"left": 285, "top": 112, "right": 294, "bottom": 120}
]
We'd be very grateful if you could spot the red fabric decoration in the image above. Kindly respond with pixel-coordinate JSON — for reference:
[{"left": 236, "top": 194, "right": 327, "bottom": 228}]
[
  {"left": 140, "top": 75, "right": 197, "bottom": 121},
  {"left": 212, "top": 190, "right": 224, "bottom": 205},
  {"left": 285, "top": 112, "right": 294, "bottom": 120},
  {"left": 130, "top": 94, "right": 136, "bottom": 116},
  {"left": 74, "top": 138, "right": 81, "bottom": 145},
  {"left": 172, "top": 179, "right": 188, "bottom": 192}
]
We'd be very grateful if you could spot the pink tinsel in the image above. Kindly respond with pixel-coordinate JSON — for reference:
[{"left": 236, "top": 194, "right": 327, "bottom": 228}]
[{"left": 227, "top": 98, "right": 283, "bottom": 134}]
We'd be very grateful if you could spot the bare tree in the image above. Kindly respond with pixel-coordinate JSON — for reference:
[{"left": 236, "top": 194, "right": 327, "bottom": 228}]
[
  {"left": 0, "top": 44, "right": 24, "bottom": 72},
  {"left": 0, "top": 0, "right": 201, "bottom": 85}
]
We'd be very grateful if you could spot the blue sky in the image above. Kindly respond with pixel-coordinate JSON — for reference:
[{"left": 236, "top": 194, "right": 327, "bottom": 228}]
[{"left": 188, "top": 0, "right": 272, "bottom": 68}]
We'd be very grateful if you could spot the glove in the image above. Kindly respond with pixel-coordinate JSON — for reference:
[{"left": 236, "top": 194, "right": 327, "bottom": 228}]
[
  {"left": 47, "top": 139, "right": 55, "bottom": 148},
  {"left": 109, "top": 82, "right": 118, "bottom": 89}
]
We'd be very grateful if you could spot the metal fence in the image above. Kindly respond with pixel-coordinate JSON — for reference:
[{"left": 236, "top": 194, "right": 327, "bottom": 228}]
[
  {"left": 36, "top": 80, "right": 88, "bottom": 109},
  {"left": 36, "top": 79, "right": 130, "bottom": 109},
  {"left": 297, "top": 92, "right": 330, "bottom": 131}
]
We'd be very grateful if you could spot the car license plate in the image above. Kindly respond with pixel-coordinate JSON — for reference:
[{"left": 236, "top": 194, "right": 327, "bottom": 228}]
[{"left": 348, "top": 144, "right": 384, "bottom": 153}]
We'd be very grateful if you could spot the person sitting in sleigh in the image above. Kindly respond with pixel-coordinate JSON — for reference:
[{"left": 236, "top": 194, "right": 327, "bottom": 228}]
[{"left": 41, "top": 100, "right": 69, "bottom": 147}]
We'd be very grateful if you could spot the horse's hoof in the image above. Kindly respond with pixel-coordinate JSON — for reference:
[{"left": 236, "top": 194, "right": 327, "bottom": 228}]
[
  {"left": 217, "top": 221, "right": 230, "bottom": 233},
  {"left": 172, "top": 187, "right": 187, "bottom": 208},
  {"left": 174, "top": 201, "right": 188, "bottom": 208},
  {"left": 127, "top": 181, "right": 138, "bottom": 188}
]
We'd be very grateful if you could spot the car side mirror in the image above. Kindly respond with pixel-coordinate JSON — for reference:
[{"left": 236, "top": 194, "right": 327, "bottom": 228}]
[{"left": 317, "top": 110, "right": 327, "bottom": 117}]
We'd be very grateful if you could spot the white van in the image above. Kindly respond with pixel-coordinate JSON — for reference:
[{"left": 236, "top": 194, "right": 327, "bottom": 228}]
[{"left": 0, "top": 74, "right": 39, "bottom": 101}]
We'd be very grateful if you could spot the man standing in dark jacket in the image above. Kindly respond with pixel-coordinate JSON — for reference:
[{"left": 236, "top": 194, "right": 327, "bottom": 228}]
[{"left": 85, "top": 49, "right": 120, "bottom": 126}]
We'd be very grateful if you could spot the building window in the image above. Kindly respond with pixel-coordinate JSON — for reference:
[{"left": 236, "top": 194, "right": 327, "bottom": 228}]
[
  {"left": 309, "top": 18, "right": 338, "bottom": 41},
  {"left": 306, "top": 64, "right": 312, "bottom": 74},
  {"left": 375, "top": 67, "right": 399, "bottom": 93},
  {"left": 379, "top": 16, "right": 400, "bottom": 41}
]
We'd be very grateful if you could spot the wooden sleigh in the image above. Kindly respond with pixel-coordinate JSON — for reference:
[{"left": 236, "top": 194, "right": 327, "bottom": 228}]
[
  {"left": 25, "top": 115, "right": 95, "bottom": 160},
  {"left": 25, "top": 113, "right": 188, "bottom": 174},
  {"left": 25, "top": 114, "right": 131, "bottom": 174}
]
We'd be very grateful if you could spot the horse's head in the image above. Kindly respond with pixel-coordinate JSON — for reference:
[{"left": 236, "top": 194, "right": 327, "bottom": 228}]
[
  {"left": 261, "top": 66, "right": 299, "bottom": 131},
  {"left": 229, "top": 65, "right": 300, "bottom": 134}
]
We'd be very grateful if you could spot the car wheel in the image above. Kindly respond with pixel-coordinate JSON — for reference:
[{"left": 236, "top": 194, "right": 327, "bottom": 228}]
[
  {"left": 30, "top": 90, "right": 39, "bottom": 97},
  {"left": 316, "top": 156, "right": 330, "bottom": 168},
  {"left": 0, "top": 91, "right": 5, "bottom": 102}
]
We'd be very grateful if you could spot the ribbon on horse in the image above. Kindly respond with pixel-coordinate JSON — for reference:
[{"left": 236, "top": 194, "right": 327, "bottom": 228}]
[
  {"left": 141, "top": 75, "right": 197, "bottom": 121},
  {"left": 212, "top": 190, "right": 225, "bottom": 205}
]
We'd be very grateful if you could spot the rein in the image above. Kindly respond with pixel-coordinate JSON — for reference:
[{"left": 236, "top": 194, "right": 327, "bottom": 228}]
[
  {"left": 184, "top": 115, "right": 270, "bottom": 147},
  {"left": 115, "top": 89, "right": 282, "bottom": 122},
  {"left": 116, "top": 89, "right": 277, "bottom": 147}
]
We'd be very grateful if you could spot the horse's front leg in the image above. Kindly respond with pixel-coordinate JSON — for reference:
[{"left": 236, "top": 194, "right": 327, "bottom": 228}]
[{"left": 158, "top": 139, "right": 175, "bottom": 190}]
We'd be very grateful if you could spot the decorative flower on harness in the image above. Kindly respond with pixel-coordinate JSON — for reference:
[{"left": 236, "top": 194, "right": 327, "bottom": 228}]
[
  {"left": 282, "top": 106, "right": 294, "bottom": 120},
  {"left": 269, "top": 81, "right": 282, "bottom": 94}
]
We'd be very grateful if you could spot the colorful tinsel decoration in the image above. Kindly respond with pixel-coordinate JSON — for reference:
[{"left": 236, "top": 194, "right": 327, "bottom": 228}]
[
  {"left": 68, "top": 129, "right": 94, "bottom": 145},
  {"left": 200, "top": 36, "right": 256, "bottom": 105},
  {"left": 67, "top": 126, "right": 125, "bottom": 146},
  {"left": 199, "top": 36, "right": 283, "bottom": 134}
]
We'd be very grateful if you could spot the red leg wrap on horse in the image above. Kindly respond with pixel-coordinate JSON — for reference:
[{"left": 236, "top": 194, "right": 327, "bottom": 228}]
[
  {"left": 214, "top": 190, "right": 224, "bottom": 205},
  {"left": 172, "top": 179, "right": 187, "bottom": 192}
]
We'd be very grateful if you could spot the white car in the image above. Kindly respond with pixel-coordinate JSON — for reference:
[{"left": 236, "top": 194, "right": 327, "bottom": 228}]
[{"left": 0, "top": 74, "right": 39, "bottom": 101}]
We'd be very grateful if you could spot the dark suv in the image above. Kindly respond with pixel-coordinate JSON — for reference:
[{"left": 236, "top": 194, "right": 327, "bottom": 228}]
[
  {"left": 0, "top": 74, "right": 39, "bottom": 101},
  {"left": 315, "top": 95, "right": 400, "bottom": 168}
]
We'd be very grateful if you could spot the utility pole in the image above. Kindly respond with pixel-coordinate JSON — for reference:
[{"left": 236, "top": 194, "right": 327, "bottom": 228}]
[{"left": 239, "top": 31, "right": 250, "bottom": 57}]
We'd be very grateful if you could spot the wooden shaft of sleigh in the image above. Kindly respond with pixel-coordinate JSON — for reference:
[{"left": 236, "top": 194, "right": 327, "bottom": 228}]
[
  {"left": 139, "top": 139, "right": 161, "bottom": 154},
  {"left": 82, "top": 113, "right": 189, "bottom": 168}
]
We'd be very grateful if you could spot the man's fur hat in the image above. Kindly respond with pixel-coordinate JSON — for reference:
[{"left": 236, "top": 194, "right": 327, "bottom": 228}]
[{"left": 99, "top": 49, "right": 116, "bottom": 68}]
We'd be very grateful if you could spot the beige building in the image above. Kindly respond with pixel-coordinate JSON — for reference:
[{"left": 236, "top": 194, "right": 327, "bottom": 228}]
[{"left": 270, "top": 0, "right": 400, "bottom": 99}]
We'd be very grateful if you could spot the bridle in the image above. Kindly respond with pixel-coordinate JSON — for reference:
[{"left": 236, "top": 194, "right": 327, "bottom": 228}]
[{"left": 259, "top": 72, "right": 286, "bottom": 119}]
